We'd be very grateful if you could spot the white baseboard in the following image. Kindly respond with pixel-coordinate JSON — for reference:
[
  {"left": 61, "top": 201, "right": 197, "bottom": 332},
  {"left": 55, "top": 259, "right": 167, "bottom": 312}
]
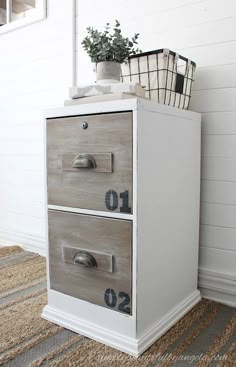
[
  {"left": 42, "top": 290, "right": 201, "bottom": 357},
  {"left": 0, "top": 227, "right": 46, "bottom": 256},
  {"left": 199, "top": 267, "right": 236, "bottom": 307}
]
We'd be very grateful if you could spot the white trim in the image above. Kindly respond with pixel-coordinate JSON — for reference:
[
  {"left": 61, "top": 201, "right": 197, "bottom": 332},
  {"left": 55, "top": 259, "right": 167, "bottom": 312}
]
[
  {"left": 137, "top": 291, "right": 201, "bottom": 356},
  {"left": 42, "top": 290, "right": 200, "bottom": 357},
  {"left": 43, "top": 289, "right": 136, "bottom": 338},
  {"left": 199, "top": 266, "right": 236, "bottom": 281},
  {"left": 0, "top": 0, "right": 46, "bottom": 35},
  {"left": 0, "top": 227, "right": 46, "bottom": 256},
  {"left": 137, "top": 98, "right": 199, "bottom": 120},
  {"left": 200, "top": 288, "right": 236, "bottom": 308},
  {"left": 132, "top": 109, "right": 138, "bottom": 326},
  {"left": 48, "top": 204, "right": 133, "bottom": 220},
  {"left": 44, "top": 97, "right": 199, "bottom": 121},
  {"left": 44, "top": 105, "right": 51, "bottom": 287},
  {"left": 42, "top": 304, "right": 139, "bottom": 357},
  {"left": 44, "top": 99, "right": 138, "bottom": 118},
  {"left": 199, "top": 268, "right": 236, "bottom": 307}
]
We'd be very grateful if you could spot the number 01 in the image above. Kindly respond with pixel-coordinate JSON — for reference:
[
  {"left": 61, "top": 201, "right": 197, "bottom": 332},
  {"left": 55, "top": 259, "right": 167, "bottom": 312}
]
[{"left": 105, "top": 190, "right": 131, "bottom": 213}]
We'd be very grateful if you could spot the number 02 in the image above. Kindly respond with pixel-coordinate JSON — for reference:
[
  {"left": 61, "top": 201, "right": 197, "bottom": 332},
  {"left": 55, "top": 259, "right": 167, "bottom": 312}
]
[{"left": 104, "top": 288, "right": 131, "bottom": 314}]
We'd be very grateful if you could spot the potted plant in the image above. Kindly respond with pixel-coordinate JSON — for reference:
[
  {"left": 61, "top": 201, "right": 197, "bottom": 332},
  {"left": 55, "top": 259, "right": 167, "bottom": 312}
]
[{"left": 81, "top": 20, "right": 141, "bottom": 84}]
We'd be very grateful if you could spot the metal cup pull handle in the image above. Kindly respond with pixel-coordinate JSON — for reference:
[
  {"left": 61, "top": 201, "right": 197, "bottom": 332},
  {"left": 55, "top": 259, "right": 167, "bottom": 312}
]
[
  {"left": 72, "top": 154, "right": 96, "bottom": 169},
  {"left": 73, "top": 251, "right": 97, "bottom": 268}
]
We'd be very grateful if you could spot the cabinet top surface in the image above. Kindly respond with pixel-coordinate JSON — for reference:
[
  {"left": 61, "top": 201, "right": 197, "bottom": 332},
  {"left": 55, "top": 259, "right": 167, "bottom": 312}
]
[{"left": 44, "top": 97, "right": 200, "bottom": 122}]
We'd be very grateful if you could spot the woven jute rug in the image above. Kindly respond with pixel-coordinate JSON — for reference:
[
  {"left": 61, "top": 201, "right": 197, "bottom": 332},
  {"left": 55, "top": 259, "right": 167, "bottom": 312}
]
[{"left": 0, "top": 246, "right": 235, "bottom": 367}]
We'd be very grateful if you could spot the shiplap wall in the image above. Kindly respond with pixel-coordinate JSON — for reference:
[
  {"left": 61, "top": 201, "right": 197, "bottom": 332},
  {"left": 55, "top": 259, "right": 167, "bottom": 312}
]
[
  {"left": 0, "top": 0, "right": 74, "bottom": 254},
  {"left": 76, "top": 0, "right": 236, "bottom": 305}
]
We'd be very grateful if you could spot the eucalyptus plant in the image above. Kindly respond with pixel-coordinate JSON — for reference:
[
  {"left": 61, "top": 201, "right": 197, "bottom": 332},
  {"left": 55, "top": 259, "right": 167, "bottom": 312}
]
[{"left": 81, "top": 20, "right": 141, "bottom": 64}]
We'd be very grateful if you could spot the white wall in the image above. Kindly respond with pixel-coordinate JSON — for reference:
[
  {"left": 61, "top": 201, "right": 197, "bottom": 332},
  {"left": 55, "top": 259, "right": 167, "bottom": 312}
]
[
  {"left": 76, "top": 0, "right": 236, "bottom": 305},
  {"left": 0, "top": 0, "right": 74, "bottom": 254}
]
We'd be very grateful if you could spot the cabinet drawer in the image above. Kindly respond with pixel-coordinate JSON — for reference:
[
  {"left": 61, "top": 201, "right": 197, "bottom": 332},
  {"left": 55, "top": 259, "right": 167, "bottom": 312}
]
[
  {"left": 47, "top": 112, "right": 133, "bottom": 213},
  {"left": 49, "top": 210, "right": 132, "bottom": 315}
]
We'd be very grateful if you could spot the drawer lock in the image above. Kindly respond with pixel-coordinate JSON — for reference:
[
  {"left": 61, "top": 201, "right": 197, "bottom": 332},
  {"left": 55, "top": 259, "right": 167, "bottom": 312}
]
[
  {"left": 73, "top": 251, "right": 97, "bottom": 268},
  {"left": 72, "top": 154, "right": 96, "bottom": 169}
]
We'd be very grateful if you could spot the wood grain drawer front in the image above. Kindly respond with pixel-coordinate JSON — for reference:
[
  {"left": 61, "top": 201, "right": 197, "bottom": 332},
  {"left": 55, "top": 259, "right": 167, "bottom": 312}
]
[
  {"left": 49, "top": 210, "right": 132, "bottom": 315},
  {"left": 47, "top": 112, "right": 133, "bottom": 213}
]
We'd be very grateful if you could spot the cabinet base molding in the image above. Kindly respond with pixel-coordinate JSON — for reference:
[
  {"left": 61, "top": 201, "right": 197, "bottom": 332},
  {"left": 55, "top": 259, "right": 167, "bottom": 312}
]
[
  {"left": 42, "top": 290, "right": 201, "bottom": 357},
  {"left": 137, "top": 290, "right": 201, "bottom": 356},
  {"left": 42, "top": 305, "right": 138, "bottom": 356},
  {"left": 199, "top": 268, "right": 236, "bottom": 307}
]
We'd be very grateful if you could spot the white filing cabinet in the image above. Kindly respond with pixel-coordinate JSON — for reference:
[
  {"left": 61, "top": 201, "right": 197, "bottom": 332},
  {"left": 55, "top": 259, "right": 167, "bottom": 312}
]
[{"left": 42, "top": 97, "right": 201, "bottom": 357}]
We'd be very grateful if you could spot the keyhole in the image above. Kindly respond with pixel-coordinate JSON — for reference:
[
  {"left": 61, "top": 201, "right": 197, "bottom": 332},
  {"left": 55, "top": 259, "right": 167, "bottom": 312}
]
[{"left": 81, "top": 122, "right": 88, "bottom": 129}]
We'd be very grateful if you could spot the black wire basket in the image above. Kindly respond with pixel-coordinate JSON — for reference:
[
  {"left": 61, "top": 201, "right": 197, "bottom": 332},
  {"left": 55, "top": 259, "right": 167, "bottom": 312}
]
[{"left": 121, "top": 49, "right": 196, "bottom": 110}]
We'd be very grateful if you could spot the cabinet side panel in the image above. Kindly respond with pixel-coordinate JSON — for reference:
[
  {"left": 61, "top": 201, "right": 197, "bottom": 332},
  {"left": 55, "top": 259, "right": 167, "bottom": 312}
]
[{"left": 136, "top": 109, "right": 201, "bottom": 337}]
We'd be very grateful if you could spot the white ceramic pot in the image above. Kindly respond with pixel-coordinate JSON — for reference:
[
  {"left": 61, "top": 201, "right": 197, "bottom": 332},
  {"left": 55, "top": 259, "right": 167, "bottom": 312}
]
[{"left": 96, "top": 61, "right": 121, "bottom": 84}]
